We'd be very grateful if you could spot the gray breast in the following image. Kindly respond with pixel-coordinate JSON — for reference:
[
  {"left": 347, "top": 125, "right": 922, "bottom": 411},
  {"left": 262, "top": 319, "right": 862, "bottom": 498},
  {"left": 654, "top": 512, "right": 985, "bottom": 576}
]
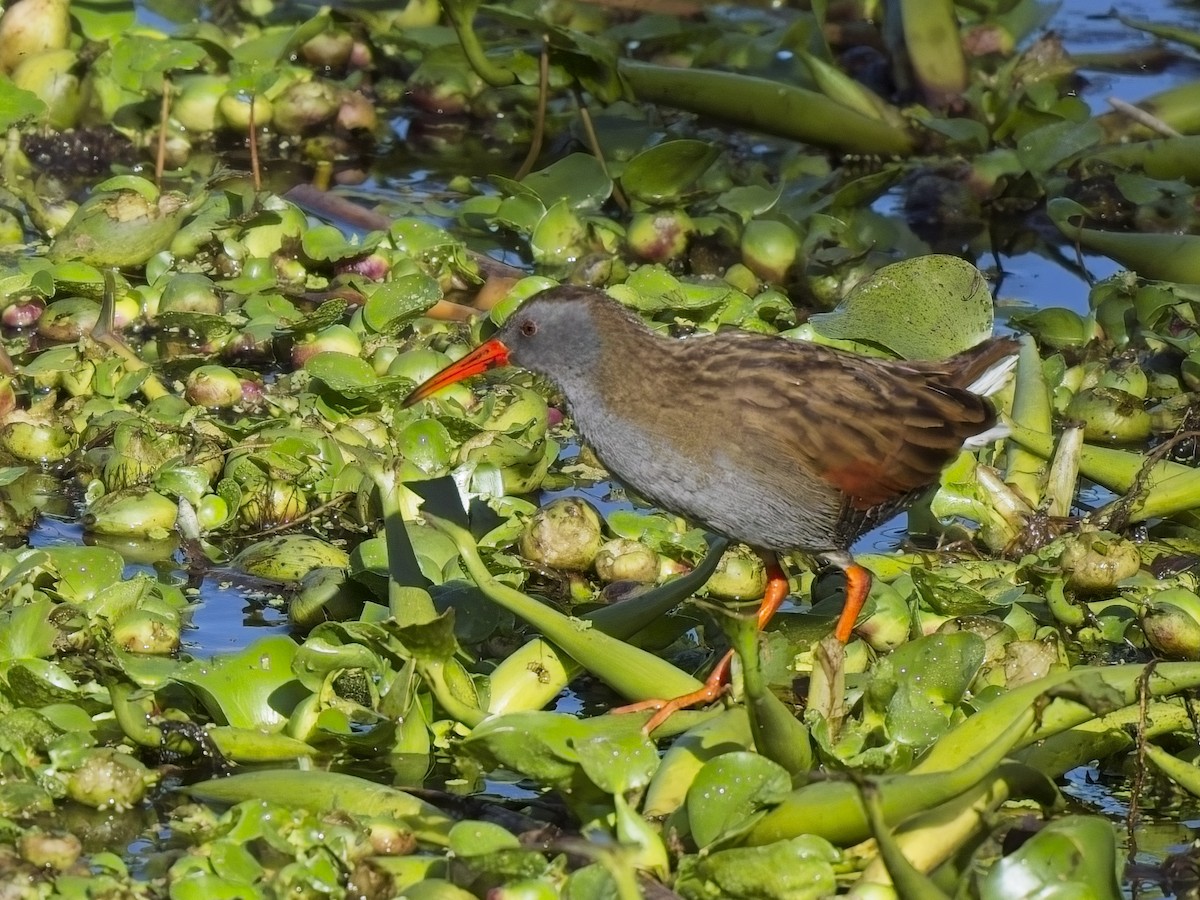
[{"left": 577, "top": 406, "right": 845, "bottom": 552}]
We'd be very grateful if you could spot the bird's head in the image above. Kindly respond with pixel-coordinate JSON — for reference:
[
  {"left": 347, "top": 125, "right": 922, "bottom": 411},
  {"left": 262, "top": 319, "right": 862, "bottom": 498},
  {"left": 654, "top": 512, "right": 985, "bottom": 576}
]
[{"left": 403, "top": 286, "right": 611, "bottom": 406}]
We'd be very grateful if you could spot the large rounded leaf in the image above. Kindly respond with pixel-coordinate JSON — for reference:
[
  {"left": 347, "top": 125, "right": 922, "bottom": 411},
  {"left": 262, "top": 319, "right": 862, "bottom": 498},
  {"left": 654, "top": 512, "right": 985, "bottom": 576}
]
[
  {"left": 462, "top": 710, "right": 658, "bottom": 795},
  {"left": 873, "top": 632, "right": 986, "bottom": 749},
  {"left": 686, "top": 751, "right": 792, "bottom": 848},
  {"left": 44, "top": 546, "right": 124, "bottom": 604},
  {"left": 304, "top": 351, "right": 377, "bottom": 392},
  {"left": 361, "top": 272, "right": 443, "bottom": 334},
  {"left": 980, "top": 815, "right": 1121, "bottom": 899},
  {"left": 172, "top": 635, "right": 309, "bottom": 731},
  {"left": 622, "top": 139, "right": 721, "bottom": 203},
  {"left": 674, "top": 835, "right": 838, "bottom": 900},
  {"left": 518, "top": 153, "right": 613, "bottom": 210},
  {"left": 808, "top": 254, "right": 994, "bottom": 358}
]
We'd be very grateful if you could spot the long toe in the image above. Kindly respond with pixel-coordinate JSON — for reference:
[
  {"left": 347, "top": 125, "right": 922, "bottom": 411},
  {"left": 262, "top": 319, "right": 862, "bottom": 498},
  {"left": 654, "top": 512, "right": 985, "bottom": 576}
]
[{"left": 624, "top": 656, "right": 733, "bottom": 735}]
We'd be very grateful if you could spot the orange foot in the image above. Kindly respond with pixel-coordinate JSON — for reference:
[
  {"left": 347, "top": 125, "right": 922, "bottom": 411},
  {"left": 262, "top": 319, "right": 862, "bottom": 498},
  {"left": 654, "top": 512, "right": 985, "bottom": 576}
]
[
  {"left": 612, "top": 650, "right": 733, "bottom": 735},
  {"left": 612, "top": 560, "right": 791, "bottom": 735},
  {"left": 611, "top": 560, "right": 866, "bottom": 735}
]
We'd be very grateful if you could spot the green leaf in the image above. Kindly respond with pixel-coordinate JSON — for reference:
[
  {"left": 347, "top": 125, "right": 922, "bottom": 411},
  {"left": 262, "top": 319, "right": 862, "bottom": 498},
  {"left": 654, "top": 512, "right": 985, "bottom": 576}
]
[
  {"left": 292, "top": 631, "right": 386, "bottom": 694},
  {"left": 276, "top": 300, "right": 348, "bottom": 335},
  {"left": 717, "top": 183, "right": 782, "bottom": 221},
  {"left": 229, "top": 14, "right": 331, "bottom": 67},
  {"left": 675, "top": 835, "right": 838, "bottom": 900},
  {"left": 388, "top": 609, "right": 460, "bottom": 661},
  {"left": 808, "top": 254, "right": 994, "bottom": 358},
  {"left": 105, "top": 36, "right": 207, "bottom": 93},
  {"left": 232, "top": 536, "right": 349, "bottom": 582},
  {"left": 686, "top": 751, "right": 792, "bottom": 848},
  {"left": 72, "top": 0, "right": 138, "bottom": 39},
  {"left": 875, "top": 632, "right": 985, "bottom": 749},
  {"left": 520, "top": 154, "right": 613, "bottom": 210},
  {"left": 44, "top": 546, "right": 125, "bottom": 604},
  {"left": 980, "top": 815, "right": 1120, "bottom": 899},
  {"left": 403, "top": 522, "right": 462, "bottom": 585},
  {"left": 155, "top": 464, "right": 213, "bottom": 506},
  {"left": 1047, "top": 197, "right": 1200, "bottom": 282},
  {"left": 19, "top": 346, "right": 79, "bottom": 377},
  {"left": 1016, "top": 119, "right": 1103, "bottom": 175},
  {"left": 185, "top": 769, "right": 454, "bottom": 837},
  {"left": 6, "top": 660, "right": 79, "bottom": 705},
  {"left": 449, "top": 820, "right": 520, "bottom": 856},
  {"left": 172, "top": 635, "right": 310, "bottom": 730},
  {"left": 574, "top": 727, "right": 658, "bottom": 794},
  {"left": 304, "top": 351, "right": 378, "bottom": 391},
  {"left": 463, "top": 710, "right": 657, "bottom": 795},
  {"left": 361, "top": 273, "right": 442, "bottom": 334},
  {"left": 622, "top": 140, "right": 721, "bottom": 204},
  {"left": 0, "top": 81, "right": 47, "bottom": 129},
  {"left": 389, "top": 218, "right": 459, "bottom": 255},
  {"left": 84, "top": 578, "right": 154, "bottom": 621},
  {"left": 0, "top": 467, "right": 29, "bottom": 488},
  {"left": 493, "top": 193, "right": 545, "bottom": 234},
  {"left": 0, "top": 600, "right": 59, "bottom": 663},
  {"left": 431, "top": 581, "right": 513, "bottom": 644},
  {"left": 300, "top": 224, "right": 380, "bottom": 262},
  {"left": 462, "top": 711, "right": 584, "bottom": 791}
]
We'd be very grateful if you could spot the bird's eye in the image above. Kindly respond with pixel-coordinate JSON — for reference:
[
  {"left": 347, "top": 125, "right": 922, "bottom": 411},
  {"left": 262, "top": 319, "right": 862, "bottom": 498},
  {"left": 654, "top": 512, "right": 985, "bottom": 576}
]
[{"left": 520, "top": 320, "right": 537, "bottom": 337}]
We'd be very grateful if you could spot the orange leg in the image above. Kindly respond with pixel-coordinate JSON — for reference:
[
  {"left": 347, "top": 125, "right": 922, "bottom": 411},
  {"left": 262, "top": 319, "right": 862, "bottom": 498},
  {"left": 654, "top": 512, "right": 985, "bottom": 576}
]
[
  {"left": 833, "top": 562, "right": 871, "bottom": 643},
  {"left": 755, "top": 558, "right": 791, "bottom": 629},
  {"left": 616, "top": 558, "right": 790, "bottom": 735}
]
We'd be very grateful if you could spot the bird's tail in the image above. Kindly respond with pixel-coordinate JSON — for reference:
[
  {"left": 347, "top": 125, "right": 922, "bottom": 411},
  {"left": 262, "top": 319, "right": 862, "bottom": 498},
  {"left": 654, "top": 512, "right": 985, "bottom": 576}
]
[
  {"left": 951, "top": 336, "right": 1020, "bottom": 447},
  {"left": 953, "top": 336, "right": 1021, "bottom": 397}
]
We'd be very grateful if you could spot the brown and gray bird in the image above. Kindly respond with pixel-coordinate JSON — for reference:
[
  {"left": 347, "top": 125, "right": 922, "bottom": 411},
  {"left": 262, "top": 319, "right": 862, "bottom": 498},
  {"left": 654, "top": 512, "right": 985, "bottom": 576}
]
[{"left": 405, "top": 285, "right": 1018, "bottom": 730}]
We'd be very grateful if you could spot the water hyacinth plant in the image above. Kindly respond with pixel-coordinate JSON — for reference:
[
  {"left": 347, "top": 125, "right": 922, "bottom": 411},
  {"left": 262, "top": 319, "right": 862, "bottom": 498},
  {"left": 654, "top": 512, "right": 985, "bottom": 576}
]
[{"left": 7, "top": 0, "right": 1200, "bottom": 896}]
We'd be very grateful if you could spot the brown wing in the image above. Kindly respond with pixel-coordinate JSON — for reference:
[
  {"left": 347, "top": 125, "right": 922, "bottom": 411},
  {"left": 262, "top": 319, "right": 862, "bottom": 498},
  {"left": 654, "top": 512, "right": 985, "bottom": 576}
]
[{"left": 710, "top": 335, "right": 999, "bottom": 511}]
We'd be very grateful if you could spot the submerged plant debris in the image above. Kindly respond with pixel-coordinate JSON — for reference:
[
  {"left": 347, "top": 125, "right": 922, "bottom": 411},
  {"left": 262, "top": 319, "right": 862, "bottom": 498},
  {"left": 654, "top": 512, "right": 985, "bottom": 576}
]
[{"left": 7, "top": 0, "right": 1200, "bottom": 897}]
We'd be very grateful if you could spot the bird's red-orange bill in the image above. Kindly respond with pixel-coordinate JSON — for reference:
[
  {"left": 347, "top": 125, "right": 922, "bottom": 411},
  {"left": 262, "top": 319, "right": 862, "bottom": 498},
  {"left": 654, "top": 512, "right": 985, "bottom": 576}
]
[{"left": 402, "top": 338, "right": 511, "bottom": 407}]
